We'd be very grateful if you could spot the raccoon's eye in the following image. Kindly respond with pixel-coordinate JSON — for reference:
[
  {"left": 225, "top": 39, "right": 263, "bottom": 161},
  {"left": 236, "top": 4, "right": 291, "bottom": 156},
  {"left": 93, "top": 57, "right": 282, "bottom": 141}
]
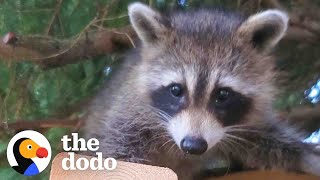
[
  {"left": 169, "top": 83, "right": 183, "bottom": 97},
  {"left": 215, "top": 88, "right": 231, "bottom": 104}
]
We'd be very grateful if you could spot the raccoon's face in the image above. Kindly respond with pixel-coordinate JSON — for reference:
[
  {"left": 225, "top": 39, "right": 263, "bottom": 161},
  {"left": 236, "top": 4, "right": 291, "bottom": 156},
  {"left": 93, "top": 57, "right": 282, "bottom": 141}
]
[{"left": 129, "top": 3, "right": 288, "bottom": 155}]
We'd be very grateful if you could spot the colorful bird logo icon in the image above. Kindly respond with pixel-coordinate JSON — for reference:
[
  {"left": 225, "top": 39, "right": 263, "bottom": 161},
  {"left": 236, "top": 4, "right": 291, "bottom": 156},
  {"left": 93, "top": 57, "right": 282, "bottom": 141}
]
[
  {"left": 12, "top": 138, "right": 48, "bottom": 176},
  {"left": 7, "top": 130, "right": 52, "bottom": 176}
]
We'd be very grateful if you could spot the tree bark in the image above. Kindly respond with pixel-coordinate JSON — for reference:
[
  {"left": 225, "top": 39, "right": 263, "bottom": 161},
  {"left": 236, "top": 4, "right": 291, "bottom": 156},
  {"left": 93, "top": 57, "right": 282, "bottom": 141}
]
[{"left": 0, "top": 26, "right": 136, "bottom": 68}]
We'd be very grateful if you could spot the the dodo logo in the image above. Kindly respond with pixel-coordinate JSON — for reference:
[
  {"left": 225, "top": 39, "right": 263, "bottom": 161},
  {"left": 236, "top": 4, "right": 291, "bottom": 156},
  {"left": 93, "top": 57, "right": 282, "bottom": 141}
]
[{"left": 7, "top": 130, "right": 51, "bottom": 176}]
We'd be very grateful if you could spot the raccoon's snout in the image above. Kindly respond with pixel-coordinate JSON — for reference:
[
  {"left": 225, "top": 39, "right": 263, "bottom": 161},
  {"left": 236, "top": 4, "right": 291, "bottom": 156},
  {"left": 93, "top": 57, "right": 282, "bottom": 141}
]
[{"left": 180, "top": 136, "right": 208, "bottom": 155}]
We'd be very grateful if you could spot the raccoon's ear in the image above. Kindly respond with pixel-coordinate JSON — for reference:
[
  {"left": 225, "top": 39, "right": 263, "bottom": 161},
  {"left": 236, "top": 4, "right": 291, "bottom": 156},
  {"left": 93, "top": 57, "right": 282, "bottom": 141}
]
[
  {"left": 236, "top": 10, "right": 288, "bottom": 52},
  {"left": 128, "top": 2, "right": 170, "bottom": 45}
]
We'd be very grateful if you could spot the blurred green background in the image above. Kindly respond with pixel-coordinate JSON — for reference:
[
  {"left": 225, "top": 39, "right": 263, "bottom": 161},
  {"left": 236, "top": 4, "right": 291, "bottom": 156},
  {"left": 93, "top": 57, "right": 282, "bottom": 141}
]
[{"left": 0, "top": 0, "right": 320, "bottom": 179}]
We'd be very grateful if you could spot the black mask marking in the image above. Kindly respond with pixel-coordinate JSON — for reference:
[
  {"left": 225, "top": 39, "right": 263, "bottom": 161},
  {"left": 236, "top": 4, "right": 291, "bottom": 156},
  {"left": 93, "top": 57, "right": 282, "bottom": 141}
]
[
  {"left": 151, "top": 84, "right": 188, "bottom": 119},
  {"left": 208, "top": 87, "right": 252, "bottom": 126}
]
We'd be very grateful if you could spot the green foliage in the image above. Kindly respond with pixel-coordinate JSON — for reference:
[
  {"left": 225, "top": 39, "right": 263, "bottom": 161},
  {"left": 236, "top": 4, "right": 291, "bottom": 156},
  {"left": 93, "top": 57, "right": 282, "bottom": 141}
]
[
  {"left": 0, "top": 0, "right": 129, "bottom": 179},
  {"left": 0, "top": 0, "right": 319, "bottom": 179}
]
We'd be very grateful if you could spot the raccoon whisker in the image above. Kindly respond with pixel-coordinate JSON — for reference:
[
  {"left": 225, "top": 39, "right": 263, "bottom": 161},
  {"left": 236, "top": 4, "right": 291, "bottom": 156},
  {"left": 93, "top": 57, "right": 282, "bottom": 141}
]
[
  {"left": 157, "top": 111, "right": 171, "bottom": 122},
  {"left": 224, "top": 133, "right": 255, "bottom": 145},
  {"left": 168, "top": 143, "right": 178, "bottom": 157},
  {"left": 174, "top": 145, "right": 184, "bottom": 158},
  {"left": 225, "top": 139, "right": 252, "bottom": 159},
  {"left": 168, "top": 143, "right": 176, "bottom": 154},
  {"left": 170, "top": 146, "right": 179, "bottom": 158},
  {"left": 155, "top": 108, "right": 173, "bottom": 121},
  {"left": 221, "top": 137, "right": 247, "bottom": 155},
  {"left": 224, "top": 124, "right": 260, "bottom": 130},
  {"left": 137, "top": 102, "right": 172, "bottom": 122},
  {"left": 159, "top": 139, "right": 175, "bottom": 150},
  {"left": 147, "top": 133, "right": 170, "bottom": 142},
  {"left": 151, "top": 132, "right": 171, "bottom": 139},
  {"left": 226, "top": 127, "right": 260, "bottom": 131},
  {"left": 175, "top": 147, "right": 183, "bottom": 159},
  {"left": 159, "top": 110, "right": 172, "bottom": 118},
  {"left": 141, "top": 122, "right": 166, "bottom": 130},
  {"left": 226, "top": 123, "right": 269, "bottom": 130},
  {"left": 217, "top": 141, "right": 231, "bottom": 175},
  {"left": 147, "top": 135, "right": 172, "bottom": 146},
  {"left": 225, "top": 128, "right": 262, "bottom": 134},
  {"left": 225, "top": 134, "right": 258, "bottom": 149}
]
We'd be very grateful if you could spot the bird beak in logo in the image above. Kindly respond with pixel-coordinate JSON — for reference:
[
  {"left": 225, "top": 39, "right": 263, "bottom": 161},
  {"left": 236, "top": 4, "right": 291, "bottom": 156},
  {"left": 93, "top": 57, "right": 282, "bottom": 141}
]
[
  {"left": 36, "top": 147, "right": 48, "bottom": 158},
  {"left": 19, "top": 139, "right": 48, "bottom": 159}
]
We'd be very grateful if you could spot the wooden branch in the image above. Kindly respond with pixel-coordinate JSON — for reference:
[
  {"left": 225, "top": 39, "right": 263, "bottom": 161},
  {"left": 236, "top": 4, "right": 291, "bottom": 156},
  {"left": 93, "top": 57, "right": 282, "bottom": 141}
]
[
  {"left": 263, "top": 0, "right": 320, "bottom": 43},
  {"left": 287, "top": 105, "right": 320, "bottom": 133},
  {"left": 45, "top": 0, "right": 63, "bottom": 35},
  {"left": 0, "top": 26, "right": 136, "bottom": 68},
  {"left": 0, "top": 118, "right": 82, "bottom": 131},
  {"left": 285, "top": 26, "right": 319, "bottom": 43}
]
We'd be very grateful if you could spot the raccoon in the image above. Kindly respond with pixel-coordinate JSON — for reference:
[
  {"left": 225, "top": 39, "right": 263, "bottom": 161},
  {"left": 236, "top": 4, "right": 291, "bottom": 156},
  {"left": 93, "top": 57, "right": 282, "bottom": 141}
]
[{"left": 84, "top": 2, "right": 320, "bottom": 179}]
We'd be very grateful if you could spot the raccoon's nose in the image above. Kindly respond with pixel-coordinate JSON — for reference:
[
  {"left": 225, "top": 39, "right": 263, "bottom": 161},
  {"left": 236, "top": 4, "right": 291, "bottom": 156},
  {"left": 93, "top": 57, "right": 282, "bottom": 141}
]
[{"left": 180, "top": 136, "right": 208, "bottom": 155}]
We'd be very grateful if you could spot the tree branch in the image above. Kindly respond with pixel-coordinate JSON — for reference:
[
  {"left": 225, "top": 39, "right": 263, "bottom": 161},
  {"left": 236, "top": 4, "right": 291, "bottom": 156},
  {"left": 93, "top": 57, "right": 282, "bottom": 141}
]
[
  {"left": 0, "top": 26, "right": 136, "bottom": 68},
  {"left": 45, "top": 0, "right": 63, "bottom": 35},
  {"left": 0, "top": 118, "right": 83, "bottom": 131},
  {"left": 287, "top": 105, "right": 320, "bottom": 133},
  {"left": 262, "top": 0, "right": 320, "bottom": 43}
]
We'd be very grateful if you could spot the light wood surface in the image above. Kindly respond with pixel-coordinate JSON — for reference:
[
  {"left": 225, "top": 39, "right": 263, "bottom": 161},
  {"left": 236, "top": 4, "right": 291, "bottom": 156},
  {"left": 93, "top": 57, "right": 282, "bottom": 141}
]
[
  {"left": 50, "top": 152, "right": 178, "bottom": 180},
  {"left": 50, "top": 152, "right": 318, "bottom": 180}
]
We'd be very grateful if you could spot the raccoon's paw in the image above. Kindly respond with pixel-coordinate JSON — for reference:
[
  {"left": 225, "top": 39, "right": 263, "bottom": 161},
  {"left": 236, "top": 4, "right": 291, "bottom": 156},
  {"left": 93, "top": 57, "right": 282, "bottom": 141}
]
[{"left": 301, "top": 152, "right": 320, "bottom": 176}]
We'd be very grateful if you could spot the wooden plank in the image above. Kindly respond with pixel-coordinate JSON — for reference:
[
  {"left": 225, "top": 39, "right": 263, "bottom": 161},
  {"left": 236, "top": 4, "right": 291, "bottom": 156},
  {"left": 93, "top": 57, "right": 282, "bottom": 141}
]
[
  {"left": 50, "top": 152, "right": 178, "bottom": 180},
  {"left": 50, "top": 153, "right": 318, "bottom": 180}
]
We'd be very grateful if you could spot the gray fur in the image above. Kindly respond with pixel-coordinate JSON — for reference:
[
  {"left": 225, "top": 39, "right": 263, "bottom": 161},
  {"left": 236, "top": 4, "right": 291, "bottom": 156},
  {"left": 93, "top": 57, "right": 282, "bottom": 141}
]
[{"left": 84, "top": 3, "right": 320, "bottom": 179}]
